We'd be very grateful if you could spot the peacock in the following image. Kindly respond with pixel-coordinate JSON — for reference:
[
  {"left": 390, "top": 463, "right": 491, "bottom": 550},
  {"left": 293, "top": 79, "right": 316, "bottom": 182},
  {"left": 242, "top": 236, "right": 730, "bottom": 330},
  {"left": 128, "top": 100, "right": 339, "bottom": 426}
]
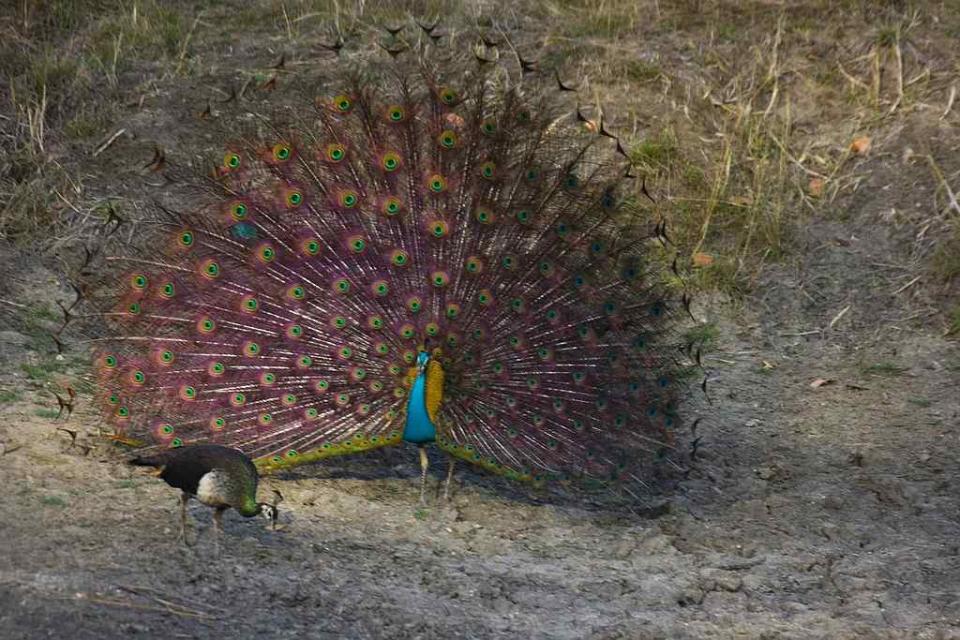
[
  {"left": 82, "top": 21, "right": 696, "bottom": 505},
  {"left": 130, "top": 444, "right": 282, "bottom": 547}
]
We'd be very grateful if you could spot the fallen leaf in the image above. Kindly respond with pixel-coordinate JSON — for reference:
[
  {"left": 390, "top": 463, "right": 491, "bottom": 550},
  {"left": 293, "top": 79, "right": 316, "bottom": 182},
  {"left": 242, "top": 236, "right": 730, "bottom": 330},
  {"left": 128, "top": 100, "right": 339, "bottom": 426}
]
[
  {"left": 692, "top": 252, "right": 714, "bottom": 267},
  {"left": 808, "top": 177, "right": 825, "bottom": 197},
  {"left": 850, "top": 136, "right": 871, "bottom": 155},
  {"left": 810, "top": 378, "right": 835, "bottom": 388},
  {"left": 761, "top": 360, "right": 776, "bottom": 370},
  {"left": 582, "top": 119, "right": 598, "bottom": 133}
]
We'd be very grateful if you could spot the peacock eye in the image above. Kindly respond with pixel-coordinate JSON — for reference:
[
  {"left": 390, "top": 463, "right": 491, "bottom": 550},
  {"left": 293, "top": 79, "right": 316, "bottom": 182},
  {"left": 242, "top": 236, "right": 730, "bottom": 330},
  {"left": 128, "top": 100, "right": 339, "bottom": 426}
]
[
  {"left": 430, "top": 221, "right": 448, "bottom": 238},
  {"left": 387, "top": 106, "right": 405, "bottom": 122},
  {"left": 381, "top": 152, "right": 401, "bottom": 172},
  {"left": 286, "top": 191, "right": 303, "bottom": 207},
  {"left": 438, "top": 87, "right": 457, "bottom": 104},
  {"left": 259, "top": 245, "right": 276, "bottom": 262},
  {"left": 224, "top": 152, "right": 241, "bottom": 169},
  {"left": 474, "top": 208, "right": 490, "bottom": 224},
  {"left": 383, "top": 197, "right": 401, "bottom": 215},
  {"left": 438, "top": 130, "right": 457, "bottom": 148},
  {"left": 391, "top": 250, "right": 409, "bottom": 267},
  {"left": 339, "top": 191, "right": 358, "bottom": 208},
  {"left": 326, "top": 143, "right": 345, "bottom": 162},
  {"left": 465, "top": 256, "right": 482, "bottom": 273},
  {"left": 333, "top": 95, "right": 352, "bottom": 112},
  {"left": 273, "top": 144, "right": 292, "bottom": 161}
]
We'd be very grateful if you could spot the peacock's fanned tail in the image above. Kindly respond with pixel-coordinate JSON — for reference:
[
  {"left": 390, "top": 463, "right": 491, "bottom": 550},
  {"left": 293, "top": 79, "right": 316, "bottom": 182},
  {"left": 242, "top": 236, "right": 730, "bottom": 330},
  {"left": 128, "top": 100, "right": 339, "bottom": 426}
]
[{"left": 88, "top": 25, "right": 696, "bottom": 496}]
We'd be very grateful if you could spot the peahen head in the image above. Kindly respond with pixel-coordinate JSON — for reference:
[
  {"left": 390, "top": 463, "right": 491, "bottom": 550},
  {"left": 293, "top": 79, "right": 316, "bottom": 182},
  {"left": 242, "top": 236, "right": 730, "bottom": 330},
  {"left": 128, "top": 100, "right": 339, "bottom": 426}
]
[{"left": 242, "top": 489, "right": 283, "bottom": 529}]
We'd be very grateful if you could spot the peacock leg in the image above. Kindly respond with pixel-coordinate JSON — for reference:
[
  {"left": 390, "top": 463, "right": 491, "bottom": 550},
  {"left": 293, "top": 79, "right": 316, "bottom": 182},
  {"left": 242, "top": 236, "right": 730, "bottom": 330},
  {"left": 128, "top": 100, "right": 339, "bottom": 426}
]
[
  {"left": 442, "top": 457, "right": 456, "bottom": 502},
  {"left": 418, "top": 446, "right": 429, "bottom": 505},
  {"left": 177, "top": 492, "right": 191, "bottom": 546}
]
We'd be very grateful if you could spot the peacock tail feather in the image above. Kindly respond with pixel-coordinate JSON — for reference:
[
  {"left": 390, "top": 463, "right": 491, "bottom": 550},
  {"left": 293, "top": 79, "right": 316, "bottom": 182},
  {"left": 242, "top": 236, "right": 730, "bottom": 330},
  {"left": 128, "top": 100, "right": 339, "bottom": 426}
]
[{"left": 85, "top": 23, "right": 697, "bottom": 497}]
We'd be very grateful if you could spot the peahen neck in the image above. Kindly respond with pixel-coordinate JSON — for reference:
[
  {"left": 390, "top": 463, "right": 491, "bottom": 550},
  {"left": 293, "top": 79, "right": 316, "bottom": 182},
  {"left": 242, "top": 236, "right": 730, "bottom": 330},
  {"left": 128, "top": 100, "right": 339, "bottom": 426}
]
[{"left": 403, "top": 351, "right": 437, "bottom": 444}]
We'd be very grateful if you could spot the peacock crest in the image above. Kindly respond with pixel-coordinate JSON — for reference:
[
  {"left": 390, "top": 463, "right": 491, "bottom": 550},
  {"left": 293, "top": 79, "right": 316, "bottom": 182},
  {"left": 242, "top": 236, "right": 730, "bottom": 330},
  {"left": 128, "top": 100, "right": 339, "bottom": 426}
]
[{"left": 81, "top": 20, "right": 698, "bottom": 501}]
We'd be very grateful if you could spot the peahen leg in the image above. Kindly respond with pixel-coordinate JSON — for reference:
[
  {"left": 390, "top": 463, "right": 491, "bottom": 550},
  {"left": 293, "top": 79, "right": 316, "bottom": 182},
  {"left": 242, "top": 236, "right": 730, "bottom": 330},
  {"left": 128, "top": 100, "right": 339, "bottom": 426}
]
[
  {"left": 443, "top": 457, "right": 456, "bottom": 502},
  {"left": 212, "top": 506, "right": 227, "bottom": 557},
  {"left": 418, "top": 446, "right": 429, "bottom": 505},
  {"left": 177, "top": 492, "right": 191, "bottom": 546}
]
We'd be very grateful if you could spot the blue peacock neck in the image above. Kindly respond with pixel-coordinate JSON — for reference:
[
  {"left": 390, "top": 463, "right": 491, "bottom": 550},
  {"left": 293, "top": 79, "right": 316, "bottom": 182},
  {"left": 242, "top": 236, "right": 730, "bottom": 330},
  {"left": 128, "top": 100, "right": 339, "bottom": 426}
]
[{"left": 402, "top": 351, "right": 437, "bottom": 444}]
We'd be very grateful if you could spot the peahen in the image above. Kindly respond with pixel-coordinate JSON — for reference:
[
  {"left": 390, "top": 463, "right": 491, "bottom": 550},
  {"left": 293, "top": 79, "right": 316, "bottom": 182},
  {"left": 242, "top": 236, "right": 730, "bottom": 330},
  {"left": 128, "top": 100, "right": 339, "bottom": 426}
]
[
  {"left": 85, "top": 22, "right": 695, "bottom": 505},
  {"left": 130, "top": 444, "right": 281, "bottom": 546}
]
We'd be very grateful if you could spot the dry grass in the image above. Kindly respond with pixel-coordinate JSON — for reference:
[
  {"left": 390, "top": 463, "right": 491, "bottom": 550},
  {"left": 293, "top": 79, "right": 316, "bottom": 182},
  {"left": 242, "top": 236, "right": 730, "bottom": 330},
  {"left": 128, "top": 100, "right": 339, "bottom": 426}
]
[{"left": 0, "top": 0, "right": 958, "bottom": 322}]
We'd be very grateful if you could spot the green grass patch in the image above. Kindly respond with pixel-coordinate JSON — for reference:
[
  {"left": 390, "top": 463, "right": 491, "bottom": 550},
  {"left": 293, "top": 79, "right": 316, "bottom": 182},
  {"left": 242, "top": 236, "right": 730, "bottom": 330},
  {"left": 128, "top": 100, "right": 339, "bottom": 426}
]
[
  {"left": 949, "top": 305, "right": 960, "bottom": 337},
  {"left": 0, "top": 390, "right": 21, "bottom": 404},
  {"left": 40, "top": 495, "right": 67, "bottom": 507},
  {"left": 683, "top": 322, "right": 720, "bottom": 351},
  {"left": 861, "top": 362, "right": 910, "bottom": 377},
  {"left": 20, "top": 361, "right": 62, "bottom": 382},
  {"left": 629, "top": 128, "right": 680, "bottom": 176},
  {"left": 34, "top": 408, "right": 61, "bottom": 419}
]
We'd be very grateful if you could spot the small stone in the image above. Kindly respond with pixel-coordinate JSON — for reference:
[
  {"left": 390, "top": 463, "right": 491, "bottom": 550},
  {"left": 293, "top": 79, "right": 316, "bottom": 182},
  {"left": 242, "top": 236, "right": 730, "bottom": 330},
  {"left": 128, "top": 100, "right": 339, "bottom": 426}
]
[
  {"left": 614, "top": 538, "right": 636, "bottom": 559},
  {"left": 754, "top": 466, "right": 778, "bottom": 481},
  {"left": 677, "top": 588, "right": 704, "bottom": 606},
  {"left": 492, "top": 597, "right": 512, "bottom": 614},
  {"left": 823, "top": 495, "right": 845, "bottom": 510}
]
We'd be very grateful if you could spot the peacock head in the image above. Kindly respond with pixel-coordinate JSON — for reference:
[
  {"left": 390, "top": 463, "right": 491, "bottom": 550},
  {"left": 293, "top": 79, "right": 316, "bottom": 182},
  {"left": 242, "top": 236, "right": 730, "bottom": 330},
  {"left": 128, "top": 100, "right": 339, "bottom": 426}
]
[{"left": 416, "top": 350, "right": 430, "bottom": 372}]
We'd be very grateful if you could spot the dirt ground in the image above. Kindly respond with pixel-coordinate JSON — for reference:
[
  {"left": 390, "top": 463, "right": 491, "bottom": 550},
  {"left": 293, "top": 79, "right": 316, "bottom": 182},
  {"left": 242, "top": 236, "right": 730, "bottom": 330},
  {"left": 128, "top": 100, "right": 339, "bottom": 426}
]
[{"left": 1, "top": 2, "right": 959, "bottom": 638}]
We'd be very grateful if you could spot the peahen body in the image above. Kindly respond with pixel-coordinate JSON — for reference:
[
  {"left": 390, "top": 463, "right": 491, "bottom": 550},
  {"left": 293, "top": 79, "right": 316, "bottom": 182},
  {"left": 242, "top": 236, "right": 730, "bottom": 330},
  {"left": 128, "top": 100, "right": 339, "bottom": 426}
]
[
  {"left": 88, "top": 22, "right": 695, "bottom": 504},
  {"left": 130, "top": 444, "right": 280, "bottom": 545}
]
